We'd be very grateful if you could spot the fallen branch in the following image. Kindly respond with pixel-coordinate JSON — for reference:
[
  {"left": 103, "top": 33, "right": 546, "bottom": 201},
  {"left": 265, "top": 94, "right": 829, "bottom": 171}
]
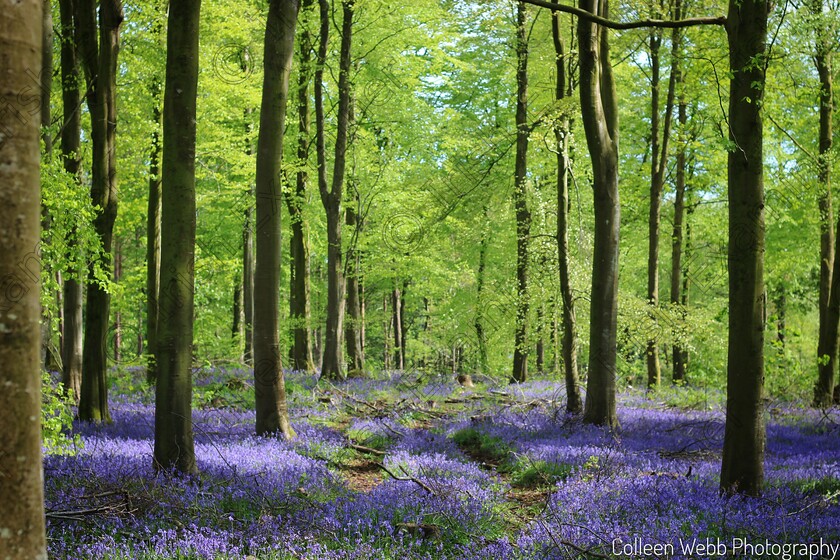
[{"left": 376, "top": 463, "right": 436, "bottom": 495}]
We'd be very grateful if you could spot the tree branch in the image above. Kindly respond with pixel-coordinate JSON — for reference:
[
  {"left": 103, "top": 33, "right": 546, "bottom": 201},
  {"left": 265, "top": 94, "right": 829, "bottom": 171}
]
[{"left": 519, "top": 0, "right": 726, "bottom": 30}]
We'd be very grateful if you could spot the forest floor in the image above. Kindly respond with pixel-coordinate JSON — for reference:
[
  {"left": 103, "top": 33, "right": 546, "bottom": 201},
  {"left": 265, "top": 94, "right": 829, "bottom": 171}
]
[{"left": 44, "top": 367, "right": 840, "bottom": 559}]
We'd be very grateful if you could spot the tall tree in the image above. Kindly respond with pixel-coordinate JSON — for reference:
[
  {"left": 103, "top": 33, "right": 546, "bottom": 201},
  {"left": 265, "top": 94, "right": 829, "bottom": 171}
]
[
  {"left": 670, "top": 74, "right": 689, "bottom": 383},
  {"left": 76, "top": 0, "right": 123, "bottom": 422},
  {"left": 391, "top": 282, "right": 404, "bottom": 369},
  {"left": 153, "top": 0, "right": 201, "bottom": 474},
  {"left": 552, "top": 4, "right": 582, "bottom": 413},
  {"left": 253, "top": 0, "right": 299, "bottom": 438},
  {"left": 243, "top": 114, "right": 255, "bottom": 366},
  {"left": 644, "top": 0, "right": 681, "bottom": 388},
  {"left": 813, "top": 0, "right": 836, "bottom": 407},
  {"left": 145, "top": 76, "right": 162, "bottom": 383},
  {"left": 345, "top": 201, "right": 365, "bottom": 373},
  {"left": 288, "top": 0, "right": 315, "bottom": 373},
  {"left": 59, "top": 0, "right": 83, "bottom": 401},
  {"left": 719, "top": 0, "right": 769, "bottom": 496},
  {"left": 511, "top": 0, "right": 531, "bottom": 383},
  {"left": 0, "top": 0, "right": 47, "bottom": 555},
  {"left": 578, "top": 0, "right": 620, "bottom": 428},
  {"left": 315, "top": 0, "right": 354, "bottom": 380}
]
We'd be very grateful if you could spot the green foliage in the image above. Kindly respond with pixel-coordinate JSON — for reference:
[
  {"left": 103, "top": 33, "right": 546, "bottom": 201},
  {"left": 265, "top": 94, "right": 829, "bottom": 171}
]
[
  {"left": 510, "top": 460, "right": 573, "bottom": 488},
  {"left": 41, "top": 371, "right": 81, "bottom": 455},
  {"left": 451, "top": 427, "right": 514, "bottom": 471}
]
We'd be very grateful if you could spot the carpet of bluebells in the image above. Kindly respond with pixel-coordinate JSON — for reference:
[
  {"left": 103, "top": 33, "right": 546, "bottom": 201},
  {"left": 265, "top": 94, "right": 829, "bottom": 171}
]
[{"left": 45, "top": 367, "right": 840, "bottom": 559}]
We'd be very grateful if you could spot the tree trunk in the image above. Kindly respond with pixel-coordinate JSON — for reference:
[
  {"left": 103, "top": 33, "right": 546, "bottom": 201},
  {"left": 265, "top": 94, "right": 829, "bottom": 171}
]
[
  {"left": 345, "top": 204, "right": 364, "bottom": 373},
  {"left": 77, "top": 0, "right": 123, "bottom": 423},
  {"left": 0, "top": 2, "right": 48, "bottom": 555},
  {"left": 391, "top": 285, "right": 403, "bottom": 369},
  {"left": 813, "top": 0, "right": 835, "bottom": 407},
  {"left": 670, "top": 93, "right": 688, "bottom": 383},
  {"left": 232, "top": 282, "right": 242, "bottom": 339},
  {"left": 153, "top": 0, "right": 201, "bottom": 474},
  {"left": 243, "top": 182, "right": 254, "bottom": 366},
  {"left": 383, "top": 293, "right": 391, "bottom": 370},
  {"left": 579, "top": 0, "right": 620, "bottom": 428},
  {"left": 774, "top": 285, "right": 785, "bottom": 348},
  {"left": 645, "top": 0, "right": 681, "bottom": 388},
  {"left": 40, "top": 0, "right": 55, "bottom": 371},
  {"left": 112, "top": 240, "right": 121, "bottom": 363},
  {"left": 720, "top": 0, "right": 769, "bottom": 496},
  {"left": 59, "top": 0, "right": 83, "bottom": 401},
  {"left": 535, "top": 301, "right": 545, "bottom": 374},
  {"left": 146, "top": 80, "right": 162, "bottom": 383},
  {"left": 252, "top": 0, "right": 299, "bottom": 439},
  {"left": 316, "top": 0, "right": 353, "bottom": 380},
  {"left": 511, "top": 0, "right": 531, "bottom": 384},
  {"left": 552, "top": 4, "right": 582, "bottom": 413},
  {"left": 288, "top": 0, "right": 315, "bottom": 373},
  {"left": 475, "top": 220, "right": 489, "bottom": 373}
]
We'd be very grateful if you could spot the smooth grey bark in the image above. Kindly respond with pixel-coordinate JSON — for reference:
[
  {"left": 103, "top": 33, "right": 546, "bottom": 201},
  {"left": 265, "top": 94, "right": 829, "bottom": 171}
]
[
  {"left": 645, "top": 0, "right": 681, "bottom": 388},
  {"left": 511, "top": 0, "right": 531, "bottom": 384},
  {"left": 345, "top": 203, "right": 364, "bottom": 373},
  {"left": 0, "top": 1, "right": 48, "bottom": 555},
  {"left": 670, "top": 92, "right": 688, "bottom": 383},
  {"left": 315, "top": 0, "right": 354, "bottom": 379},
  {"left": 579, "top": 0, "right": 620, "bottom": 428},
  {"left": 288, "top": 0, "right": 315, "bottom": 373},
  {"left": 77, "top": 0, "right": 122, "bottom": 423},
  {"left": 59, "top": 0, "right": 83, "bottom": 401},
  {"left": 552, "top": 3, "right": 582, "bottom": 413},
  {"left": 252, "top": 0, "right": 299, "bottom": 438},
  {"left": 719, "top": 0, "right": 769, "bottom": 497},
  {"left": 813, "top": 0, "right": 836, "bottom": 407},
  {"left": 146, "top": 79, "right": 162, "bottom": 383},
  {"left": 153, "top": 0, "right": 201, "bottom": 474},
  {"left": 475, "top": 217, "right": 489, "bottom": 373}
]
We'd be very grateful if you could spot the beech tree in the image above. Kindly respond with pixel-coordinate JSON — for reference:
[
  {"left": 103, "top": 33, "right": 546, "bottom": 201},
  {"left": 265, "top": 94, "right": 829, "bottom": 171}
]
[
  {"left": 511, "top": 0, "right": 532, "bottom": 383},
  {"left": 288, "top": 0, "right": 316, "bottom": 373},
  {"left": 59, "top": 0, "right": 83, "bottom": 401},
  {"left": 316, "top": 0, "right": 354, "bottom": 380},
  {"left": 76, "top": 0, "right": 123, "bottom": 422},
  {"left": 813, "top": 0, "right": 836, "bottom": 407},
  {"left": 551, "top": 3, "right": 582, "bottom": 413},
  {"left": 0, "top": 1, "right": 48, "bottom": 556},
  {"left": 253, "top": 0, "right": 300, "bottom": 437},
  {"left": 719, "top": 0, "right": 770, "bottom": 496},
  {"left": 576, "top": 0, "right": 620, "bottom": 428},
  {"left": 153, "top": 0, "right": 201, "bottom": 474}
]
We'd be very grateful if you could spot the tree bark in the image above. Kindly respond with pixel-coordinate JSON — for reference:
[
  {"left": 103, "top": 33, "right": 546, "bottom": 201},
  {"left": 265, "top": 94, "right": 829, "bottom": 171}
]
[
  {"left": 0, "top": 1, "right": 48, "bottom": 555},
  {"left": 243, "top": 129, "right": 254, "bottom": 366},
  {"left": 153, "top": 0, "right": 201, "bottom": 474},
  {"left": 59, "top": 0, "right": 83, "bottom": 401},
  {"left": 252, "top": 0, "right": 299, "bottom": 438},
  {"left": 77, "top": 0, "right": 122, "bottom": 423},
  {"left": 288, "top": 0, "right": 315, "bottom": 373},
  {"left": 645, "top": 0, "right": 681, "bottom": 388},
  {"left": 112, "top": 240, "right": 121, "bottom": 362},
  {"left": 391, "top": 285, "right": 403, "bottom": 369},
  {"left": 552, "top": 4, "right": 583, "bottom": 413},
  {"left": 670, "top": 93, "right": 688, "bottom": 383},
  {"left": 579, "top": 0, "right": 620, "bottom": 428},
  {"left": 813, "top": 0, "right": 835, "bottom": 407},
  {"left": 511, "top": 0, "right": 531, "bottom": 384},
  {"left": 345, "top": 204, "right": 364, "bottom": 373},
  {"left": 316, "top": 0, "right": 353, "bottom": 379},
  {"left": 40, "top": 0, "right": 56, "bottom": 371},
  {"left": 720, "top": 0, "right": 769, "bottom": 496},
  {"left": 146, "top": 79, "right": 162, "bottom": 383},
  {"left": 475, "top": 218, "right": 489, "bottom": 373}
]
